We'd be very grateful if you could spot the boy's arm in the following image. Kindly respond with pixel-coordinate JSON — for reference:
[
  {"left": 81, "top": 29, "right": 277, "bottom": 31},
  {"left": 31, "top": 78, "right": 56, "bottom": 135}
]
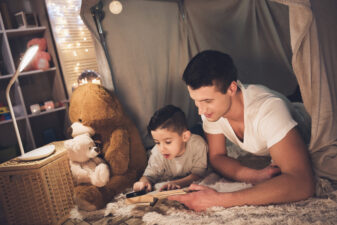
[
  {"left": 169, "top": 128, "right": 315, "bottom": 211},
  {"left": 139, "top": 176, "right": 151, "bottom": 184},
  {"left": 133, "top": 176, "right": 152, "bottom": 191},
  {"left": 160, "top": 174, "right": 201, "bottom": 191},
  {"left": 171, "top": 174, "right": 201, "bottom": 187}
]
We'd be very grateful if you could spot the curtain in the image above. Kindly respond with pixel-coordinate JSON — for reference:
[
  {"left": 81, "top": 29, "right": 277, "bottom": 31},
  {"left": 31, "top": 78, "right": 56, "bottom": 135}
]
[
  {"left": 80, "top": 0, "right": 337, "bottom": 180},
  {"left": 272, "top": 0, "right": 337, "bottom": 180}
]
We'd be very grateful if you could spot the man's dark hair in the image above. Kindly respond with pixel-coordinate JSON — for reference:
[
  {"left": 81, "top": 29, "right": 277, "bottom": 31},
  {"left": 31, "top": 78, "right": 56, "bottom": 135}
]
[
  {"left": 182, "top": 50, "right": 237, "bottom": 93},
  {"left": 148, "top": 105, "right": 187, "bottom": 136}
]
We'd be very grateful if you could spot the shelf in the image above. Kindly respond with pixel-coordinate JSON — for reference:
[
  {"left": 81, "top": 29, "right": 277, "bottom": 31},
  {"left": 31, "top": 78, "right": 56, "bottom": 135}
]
[
  {"left": 0, "top": 68, "right": 57, "bottom": 80},
  {"left": 0, "top": 0, "right": 68, "bottom": 154},
  {"left": 20, "top": 67, "right": 57, "bottom": 76},
  {"left": 5, "top": 27, "right": 47, "bottom": 38},
  {"left": 0, "top": 116, "right": 26, "bottom": 125},
  {"left": 28, "top": 106, "right": 66, "bottom": 118},
  {"left": 0, "top": 74, "right": 13, "bottom": 80}
]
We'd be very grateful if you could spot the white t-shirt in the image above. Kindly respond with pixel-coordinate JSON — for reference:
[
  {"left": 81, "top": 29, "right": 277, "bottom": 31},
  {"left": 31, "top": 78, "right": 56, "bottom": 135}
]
[
  {"left": 202, "top": 82, "right": 310, "bottom": 156},
  {"left": 143, "top": 134, "right": 208, "bottom": 184}
]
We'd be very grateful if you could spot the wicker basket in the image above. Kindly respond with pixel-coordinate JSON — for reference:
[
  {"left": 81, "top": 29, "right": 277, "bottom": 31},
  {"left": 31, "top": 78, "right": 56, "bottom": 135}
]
[{"left": 0, "top": 142, "right": 74, "bottom": 225}]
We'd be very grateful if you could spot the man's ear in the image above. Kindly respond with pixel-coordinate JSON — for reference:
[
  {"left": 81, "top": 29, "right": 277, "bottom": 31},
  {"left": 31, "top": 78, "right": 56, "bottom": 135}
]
[
  {"left": 182, "top": 130, "right": 191, "bottom": 142},
  {"left": 227, "top": 81, "right": 238, "bottom": 96}
]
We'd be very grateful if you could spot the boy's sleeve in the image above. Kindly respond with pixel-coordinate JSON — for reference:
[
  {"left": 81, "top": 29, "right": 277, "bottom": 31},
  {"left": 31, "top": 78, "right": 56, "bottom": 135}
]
[
  {"left": 143, "top": 146, "right": 165, "bottom": 184},
  {"left": 190, "top": 136, "right": 208, "bottom": 178}
]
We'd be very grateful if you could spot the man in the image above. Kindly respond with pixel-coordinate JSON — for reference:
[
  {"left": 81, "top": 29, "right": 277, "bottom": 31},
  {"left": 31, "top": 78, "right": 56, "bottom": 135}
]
[{"left": 169, "top": 50, "right": 314, "bottom": 211}]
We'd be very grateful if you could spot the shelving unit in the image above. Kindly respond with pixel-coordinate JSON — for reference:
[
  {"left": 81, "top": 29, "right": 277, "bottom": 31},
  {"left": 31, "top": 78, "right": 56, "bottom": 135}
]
[{"left": 0, "top": 0, "right": 68, "bottom": 163}]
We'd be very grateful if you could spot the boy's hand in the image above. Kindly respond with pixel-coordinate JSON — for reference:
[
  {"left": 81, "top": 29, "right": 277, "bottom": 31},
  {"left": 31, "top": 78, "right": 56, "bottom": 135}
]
[
  {"left": 160, "top": 182, "right": 181, "bottom": 191},
  {"left": 133, "top": 181, "right": 152, "bottom": 192}
]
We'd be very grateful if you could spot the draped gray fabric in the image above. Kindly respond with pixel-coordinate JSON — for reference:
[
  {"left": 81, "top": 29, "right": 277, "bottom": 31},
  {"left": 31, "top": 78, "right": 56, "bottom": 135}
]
[{"left": 80, "top": 0, "right": 337, "bottom": 180}]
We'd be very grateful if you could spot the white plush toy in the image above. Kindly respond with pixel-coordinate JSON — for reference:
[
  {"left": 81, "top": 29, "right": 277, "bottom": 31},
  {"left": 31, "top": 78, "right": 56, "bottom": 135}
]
[{"left": 64, "top": 123, "right": 110, "bottom": 187}]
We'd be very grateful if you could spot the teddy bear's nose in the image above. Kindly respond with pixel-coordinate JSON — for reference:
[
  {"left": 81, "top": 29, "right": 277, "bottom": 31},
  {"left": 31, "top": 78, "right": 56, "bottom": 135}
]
[{"left": 78, "top": 118, "right": 82, "bottom": 122}]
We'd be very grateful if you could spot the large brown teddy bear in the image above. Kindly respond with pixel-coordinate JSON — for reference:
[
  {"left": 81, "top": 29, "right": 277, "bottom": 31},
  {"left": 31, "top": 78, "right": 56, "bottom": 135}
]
[{"left": 68, "top": 83, "right": 147, "bottom": 211}]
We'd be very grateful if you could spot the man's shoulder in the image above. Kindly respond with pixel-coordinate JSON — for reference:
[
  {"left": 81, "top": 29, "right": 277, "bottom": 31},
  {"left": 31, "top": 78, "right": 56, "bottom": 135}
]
[{"left": 244, "top": 83, "right": 288, "bottom": 109}]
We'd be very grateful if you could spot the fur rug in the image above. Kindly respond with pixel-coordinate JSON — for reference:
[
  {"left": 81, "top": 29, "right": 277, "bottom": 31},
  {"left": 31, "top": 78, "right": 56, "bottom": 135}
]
[
  {"left": 69, "top": 173, "right": 337, "bottom": 225},
  {"left": 69, "top": 143, "right": 337, "bottom": 225}
]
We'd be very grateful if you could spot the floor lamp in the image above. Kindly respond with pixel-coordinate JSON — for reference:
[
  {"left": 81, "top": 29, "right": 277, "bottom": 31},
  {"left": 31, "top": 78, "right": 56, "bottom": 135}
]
[{"left": 6, "top": 45, "right": 55, "bottom": 161}]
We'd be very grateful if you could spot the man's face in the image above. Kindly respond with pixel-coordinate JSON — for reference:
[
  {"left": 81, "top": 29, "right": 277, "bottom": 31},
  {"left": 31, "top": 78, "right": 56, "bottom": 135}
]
[{"left": 187, "top": 85, "right": 232, "bottom": 122}]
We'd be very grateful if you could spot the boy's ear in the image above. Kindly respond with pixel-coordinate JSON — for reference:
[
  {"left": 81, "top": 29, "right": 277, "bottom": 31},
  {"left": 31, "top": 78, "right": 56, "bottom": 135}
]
[{"left": 182, "top": 130, "right": 191, "bottom": 142}]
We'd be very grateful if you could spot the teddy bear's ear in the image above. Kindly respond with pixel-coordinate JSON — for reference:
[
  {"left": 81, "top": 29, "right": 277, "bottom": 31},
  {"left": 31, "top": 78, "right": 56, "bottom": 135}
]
[{"left": 71, "top": 122, "right": 95, "bottom": 137}]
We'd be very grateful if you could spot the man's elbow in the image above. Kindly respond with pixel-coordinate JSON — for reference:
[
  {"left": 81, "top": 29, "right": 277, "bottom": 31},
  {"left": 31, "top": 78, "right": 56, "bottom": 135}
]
[
  {"left": 307, "top": 178, "right": 315, "bottom": 198},
  {"left": 209, "top": 155, "right": 222, "bottom": 169},
  {"left": 209, "top": 156, "right": 217, "bottom": 166},
  {"left": 300, "top": 175, "right": 315, "bottom": 199}
]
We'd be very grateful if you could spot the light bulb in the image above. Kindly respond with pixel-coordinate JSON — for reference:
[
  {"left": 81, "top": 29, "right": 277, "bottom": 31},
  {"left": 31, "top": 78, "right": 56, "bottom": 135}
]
[{"left": 109, "top": 0, "right": 123, "bottom": 15}]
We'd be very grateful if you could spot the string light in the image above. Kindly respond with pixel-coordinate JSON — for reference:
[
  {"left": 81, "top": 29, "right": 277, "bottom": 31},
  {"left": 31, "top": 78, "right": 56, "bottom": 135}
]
[
  {"left": 46, "top": 0, "right": 99, "bottom": 95},
  {"left": 77, "top": 70, "right": 102, "bottom": 86}
]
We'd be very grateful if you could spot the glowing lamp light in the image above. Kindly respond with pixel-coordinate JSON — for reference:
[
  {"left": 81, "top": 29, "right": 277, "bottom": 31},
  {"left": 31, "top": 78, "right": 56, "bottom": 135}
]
[
  {"left": 6, "top": 45, "right": 55, "bottom": 161},
  {"left": 109, "top": 0, "right": 123, "bottom": 14}
]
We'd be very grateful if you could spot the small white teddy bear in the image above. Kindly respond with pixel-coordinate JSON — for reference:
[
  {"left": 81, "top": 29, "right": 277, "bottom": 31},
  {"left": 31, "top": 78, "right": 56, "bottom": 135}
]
[{"left": 64, "top": 122, "right": 110, "bottom": 187}]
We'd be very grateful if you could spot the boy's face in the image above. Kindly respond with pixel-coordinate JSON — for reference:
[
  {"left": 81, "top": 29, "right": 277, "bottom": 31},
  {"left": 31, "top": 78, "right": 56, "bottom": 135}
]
[
  {"left": 187, "top": 82, "right": 236, "bottom": 122},
  {"left": 151, "top": 128, "right": 190, "bottom": 160}
]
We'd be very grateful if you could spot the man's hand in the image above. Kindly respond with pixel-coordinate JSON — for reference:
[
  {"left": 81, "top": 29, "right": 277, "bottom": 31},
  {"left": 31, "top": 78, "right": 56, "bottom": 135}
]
[
  {"left": 160, "top": 182, "right": 181, "bottom": 191},
  {"left": 133, "top": 181, "right": 152, "bottom": 192},
  {"left": 251, "top": 164, "right": 281, "bottom": 184},
  {"left": 168, "top": 184, "right": 221, "bottom": 212}
]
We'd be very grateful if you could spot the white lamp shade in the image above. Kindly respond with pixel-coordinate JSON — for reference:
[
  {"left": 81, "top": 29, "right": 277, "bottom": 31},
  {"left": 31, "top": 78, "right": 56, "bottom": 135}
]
[{"left": 18, "top": 45, "right": 39, "bottom": 72}]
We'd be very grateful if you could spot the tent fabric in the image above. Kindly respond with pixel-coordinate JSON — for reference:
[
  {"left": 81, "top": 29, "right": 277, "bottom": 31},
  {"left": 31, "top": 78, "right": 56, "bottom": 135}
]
[
  {"left": 273, "top": 0, "right": 337, "bottom": 180},
  {"left": 276, "top": 0, "right": 337, "bottom": 180},
  {"left": 81, "top": 0, "right": 198, "bottom": 148},
  {"left": 80, "top": 0, "right": 337, "bottom": 180}
]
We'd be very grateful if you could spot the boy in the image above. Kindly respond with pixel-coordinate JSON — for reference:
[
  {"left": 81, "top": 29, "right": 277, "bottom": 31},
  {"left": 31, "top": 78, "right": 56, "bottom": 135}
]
[{"left": 133, "top": 105, "right": 208, "bottom": 192}]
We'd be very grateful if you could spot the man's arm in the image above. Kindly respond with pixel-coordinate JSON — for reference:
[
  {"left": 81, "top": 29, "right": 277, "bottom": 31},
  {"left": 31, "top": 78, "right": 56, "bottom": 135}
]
[
  {"left": 169, "top": 127, "right": 315, "bottom": 211},
  {"left": 207, "top": 133, "right": 279, "bottom": 184}
]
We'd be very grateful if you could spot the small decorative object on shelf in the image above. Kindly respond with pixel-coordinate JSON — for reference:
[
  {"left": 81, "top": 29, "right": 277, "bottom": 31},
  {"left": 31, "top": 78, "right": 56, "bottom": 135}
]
[
  {"left": 30, "top": 103, "right": 41, "bottom": 114},
  {"left": 0, "top": 105, "right": 11, "bottom": 121},
  {"left": 25, "top": 38, "right": 52, "bottom": 71},
  {"left": 44, "top": 100, "right": 54, "bottom": 111},
  {"left": 14, "top": 11, "right": 38, "bottom": 28}
]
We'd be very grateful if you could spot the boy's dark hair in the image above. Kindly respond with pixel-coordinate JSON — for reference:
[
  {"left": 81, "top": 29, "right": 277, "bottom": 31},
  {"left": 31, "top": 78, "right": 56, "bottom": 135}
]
[
  {"left": 148, "top": 105, "right": 187, "bottom": 136},
  {"left": 182, "top": 50, "right": 237, "bottom": 93}
]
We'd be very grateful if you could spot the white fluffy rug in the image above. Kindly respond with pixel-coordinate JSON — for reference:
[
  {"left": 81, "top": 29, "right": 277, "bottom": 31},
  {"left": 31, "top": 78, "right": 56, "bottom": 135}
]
[
  {"left": 69, "top": 143, "right": 337, "bottom": 225},
  {"left": 69, "top": 172, "right": 337, "bottom": 225}
]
